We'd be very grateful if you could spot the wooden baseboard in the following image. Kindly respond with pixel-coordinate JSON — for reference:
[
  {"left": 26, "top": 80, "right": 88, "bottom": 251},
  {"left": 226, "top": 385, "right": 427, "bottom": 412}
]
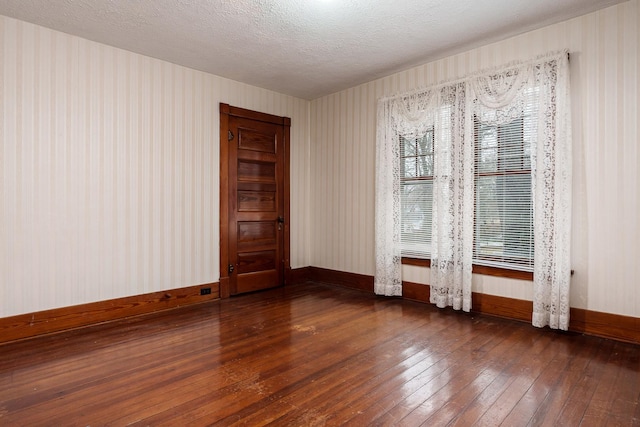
[
  {"left": 402, "top": 281, "right": 532, "bottom": 323},
  {"left": 308, "top": 268, "right": 640, "bottom": 344},
  {"left": 308, "top": 266, "right": 374, "bottom": 292},
  {"left": 472, "top": 293, "right": 533, "bottom": 323},
  {"left": 0, "top": 283, "right": 219, "bottom": 344},
  {"left": 5, "top": 268, "right": 638, "bottom": 345},
  {"left": 287, "top": 266, "right": 311, "bottom": 285},
  {"left": 569, "top": 307, "right": 640, "bottom": 344},
  {"left": 402, "top": 281, "right": 431, "bottom": 303}
]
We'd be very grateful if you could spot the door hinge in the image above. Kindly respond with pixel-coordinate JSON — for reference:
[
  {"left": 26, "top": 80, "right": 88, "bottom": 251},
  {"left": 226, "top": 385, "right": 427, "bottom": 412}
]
[
  {"left": 228, "top": 130, "right": 234, "bottom": 141},
  {"left": 228, "top": 263, "right": 235, "bottom": 274}
]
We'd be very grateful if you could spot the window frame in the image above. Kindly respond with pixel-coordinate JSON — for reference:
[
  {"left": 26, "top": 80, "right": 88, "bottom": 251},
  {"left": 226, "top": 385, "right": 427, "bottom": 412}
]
[
  {"left": 472, "top": 116, "right": 534, "bottom": 272},
  {"left": 399, "top": 117, "right": 535, "bottom": 281},
  {"left": 401, "top": 257, "right": 533, "bottom": 281},
  {"left": 399, "top": 131, "right": 435, "bottom": 259}
]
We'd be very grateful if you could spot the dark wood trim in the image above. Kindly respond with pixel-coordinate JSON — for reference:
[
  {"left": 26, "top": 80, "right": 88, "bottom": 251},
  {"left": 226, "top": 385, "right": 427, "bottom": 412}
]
[
  {"left": 308, "top": 267, "right": 374, "bottom": 292},
  {"left": 472, "top": 292, "right": 532, "bottom": 323},
  {"left": 309, "top": 267, "right": 639, "bottom": 344},
  {"left": 282, "top": 114, "right": 291, "bottom": 289},
  {"left": 472, "top": 264, "right": 533, "bottom": 281},
  {"left": 570, "top": 307, "right": 640, "bottom": 345},
  {"left": 219, "top": 276, "right": 230, "bottom": 299},
  {"left": 0, "top": 283, "right": 220, "bottom": 345},
  {"left": 286, "top": 266, "right": 311, "bottom": 285},
  {"left": 225, "top": 104, "right": 290, "bottom": 126},
  {"left": 219, "top": 103, "right": 291, "bottom": 297},
  {"left": 402, "top": 281, "right": 431, "bottom": 302},
  {"left": 219, "top": 104, "right": 231, "bottom": 298},
  {"left": 402, "top": 281, "right": 531, "bottom": 322},
  {"left": 401, "top": 257, "right": 431, "bottom": 267},
  {"left": 401, "top": 257, "right": 533, "bottom": 281}
]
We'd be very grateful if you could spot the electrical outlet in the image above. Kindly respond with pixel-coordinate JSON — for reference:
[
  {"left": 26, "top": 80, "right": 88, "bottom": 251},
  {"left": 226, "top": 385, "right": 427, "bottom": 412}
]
[{"left": 200, "top": 287, "right": 211, "bottom": 296}]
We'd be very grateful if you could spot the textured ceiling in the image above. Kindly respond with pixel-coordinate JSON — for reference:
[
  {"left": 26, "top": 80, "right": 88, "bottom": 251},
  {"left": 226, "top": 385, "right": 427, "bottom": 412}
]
[{"left": 0, "top": 0, "right": 627, "bottom": 99}]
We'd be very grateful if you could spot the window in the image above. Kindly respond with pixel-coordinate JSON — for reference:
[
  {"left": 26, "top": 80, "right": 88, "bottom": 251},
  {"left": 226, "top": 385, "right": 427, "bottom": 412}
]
[
  {"left": 400, "top": 117, "right": 535, "bottom": 273},
  {"left": 474, "top": 117, "right": 534, "bottom": 271},
  {"left": 377, "top": 52, "right": 571, "bottom": 317},
  {"left": 400, "top": 131, "right": 433, "bottom": 258}
]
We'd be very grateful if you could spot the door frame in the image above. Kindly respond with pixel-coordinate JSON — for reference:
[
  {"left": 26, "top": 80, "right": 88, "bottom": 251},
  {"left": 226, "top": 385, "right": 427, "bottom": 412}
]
[{"left": 219, "top": 103, "right": 291, "bottom": 298}]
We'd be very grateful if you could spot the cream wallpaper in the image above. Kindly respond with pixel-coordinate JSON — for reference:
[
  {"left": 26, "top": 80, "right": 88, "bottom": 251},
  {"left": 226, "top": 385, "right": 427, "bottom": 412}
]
[
  {"left": 1, "top": 1, "right": 638, "bottom": 320},
  {"left": 0, "top": 16, "right": 311, "bottom": 317},
  {"left": 310, "top": 0, "right": 640, "bottom": 316}
]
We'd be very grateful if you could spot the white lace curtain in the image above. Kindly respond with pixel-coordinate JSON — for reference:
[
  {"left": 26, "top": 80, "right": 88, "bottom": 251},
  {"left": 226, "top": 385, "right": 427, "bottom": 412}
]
[{"left": 375, "top": 51, "right": 572, "bottom": 330}]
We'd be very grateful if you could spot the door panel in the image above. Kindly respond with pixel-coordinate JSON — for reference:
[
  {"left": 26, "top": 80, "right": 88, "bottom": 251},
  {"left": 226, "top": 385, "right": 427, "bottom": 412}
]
[
  {"left": 238, "top": 251, "right": 277, "bottom": 273},
  {"left": 237, "top": 160, "right": 276, "bottom": 182},
  {"left": 223, "top": 109, "right": 288, "bottom": 295},
  {"left": 237, "top": 270, "right": 279, "bottom": 294},
  {"left": 237, "top": 222, "right": 277, "bottom": 249},
  {"left": 238, "top": 131, "right": 276, "bottom": 153},
  {"left": 237, "top": 190, "right": 277, "bottom": 212}
]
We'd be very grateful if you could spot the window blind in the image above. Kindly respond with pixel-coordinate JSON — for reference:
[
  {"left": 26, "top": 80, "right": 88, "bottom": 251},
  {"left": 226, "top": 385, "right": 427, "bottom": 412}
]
[
  {"left": 473, "top": 116, "right": 534, "bottom": 271},
  {"left": 400, "top": 132, "right": 433, "bottom": 258}
]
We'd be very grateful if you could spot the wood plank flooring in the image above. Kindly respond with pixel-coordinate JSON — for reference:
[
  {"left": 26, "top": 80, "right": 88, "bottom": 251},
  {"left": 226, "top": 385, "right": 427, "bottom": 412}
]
[{"left": 0, "top": 282, "right": 639, "bottom": 426}]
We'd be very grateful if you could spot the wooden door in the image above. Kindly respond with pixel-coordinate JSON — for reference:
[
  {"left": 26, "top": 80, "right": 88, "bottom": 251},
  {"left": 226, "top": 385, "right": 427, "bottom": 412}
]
[{"left": 219, "top": 104, "right": 290, "bottom": 296}]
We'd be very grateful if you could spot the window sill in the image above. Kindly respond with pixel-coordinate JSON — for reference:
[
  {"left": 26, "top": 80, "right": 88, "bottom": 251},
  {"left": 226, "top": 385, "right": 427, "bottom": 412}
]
[{"left": 401, "top": 257, "right": 533, "bottom": 281}]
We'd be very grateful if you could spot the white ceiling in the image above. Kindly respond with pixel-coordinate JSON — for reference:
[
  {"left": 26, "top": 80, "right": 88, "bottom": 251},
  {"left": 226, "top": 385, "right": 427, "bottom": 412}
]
[{"left": 0, "top": 0, "right": 627, "bottom": 100}]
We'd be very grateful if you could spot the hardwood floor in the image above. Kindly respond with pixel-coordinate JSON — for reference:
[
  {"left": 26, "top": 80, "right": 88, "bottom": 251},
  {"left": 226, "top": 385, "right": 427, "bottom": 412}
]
[{"left": 1, "top": 282, "right": 638, "bottom": 426}]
